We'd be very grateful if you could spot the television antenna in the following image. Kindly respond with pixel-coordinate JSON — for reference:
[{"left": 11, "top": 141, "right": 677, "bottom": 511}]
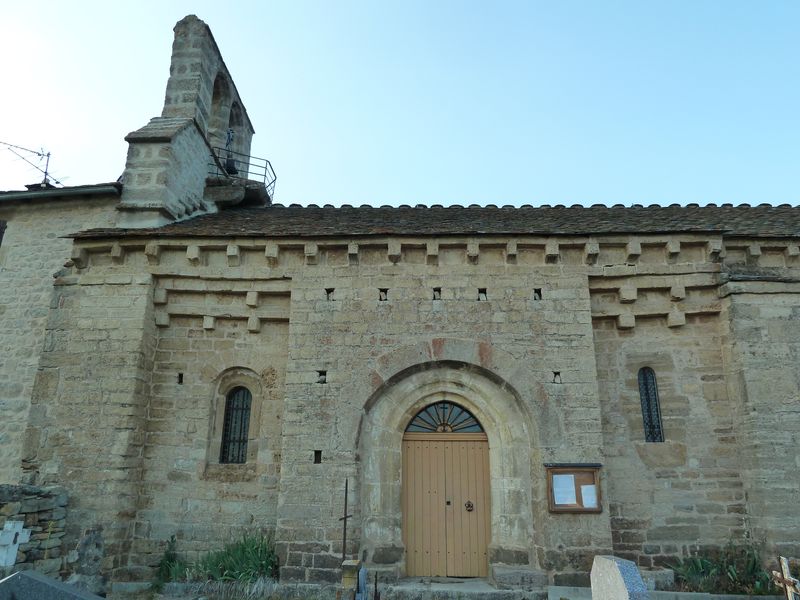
[{"left": 0, "top": 140, "right": 63, "bottom": 187}]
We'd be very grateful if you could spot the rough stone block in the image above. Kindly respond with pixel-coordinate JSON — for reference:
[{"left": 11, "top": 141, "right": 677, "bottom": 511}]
[
  {"left": 590, "top": 555, "right": 649, "bottom": 599},
  {"left": 619, "top": 286, "right": 637, "bottom": 303},
  {"left": 617, "top": 313, "right": 635, "bottom": 329},
  {"left": 491, "top": 565, "right": 548, "bottom": 590},
  {"left": 0, "top": 570, "right": 102, "bottom": 599}
]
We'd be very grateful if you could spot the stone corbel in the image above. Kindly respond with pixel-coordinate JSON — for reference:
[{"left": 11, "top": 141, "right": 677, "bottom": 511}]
[
  {"left": 426, "top": 241, "right": 439, "bottom": 265},
  {"left": 305, "top": 243, "right": 318, "bottom": 265},
  {"left": 387, "top": 240, "right": 401, "bottom": 264},
  {"left": 467, "top": 241, "right": 479, "bottom": 264},
  {"left": 584, "top": 241, "right": 599, "bottom": 265},
  {"left": 265, "top": 243, "right": 279, "bottom": 267},
  {"left": 144, "top": 242, "right": 160, "bottom": 266},
  {"left": 626, "top": 241, "right": 641, "bottom": 263},
  {"left": 186, "top": 244, "right": 202, "bottom": 265},
  {"left": 545, "top": 240, "right": 559, "bottom": 263},
  {"left": 227, "top": 244, "right": 240, "bottom": 267}
]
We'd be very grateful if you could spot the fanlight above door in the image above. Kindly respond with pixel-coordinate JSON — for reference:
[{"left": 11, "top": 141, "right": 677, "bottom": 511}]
[{"left": 405, "top": 401, "right": 484, "bottom": 433}]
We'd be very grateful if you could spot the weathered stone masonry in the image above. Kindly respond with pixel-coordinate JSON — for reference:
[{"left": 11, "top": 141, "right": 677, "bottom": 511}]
[
  {"left": 0, "top": 13, "right": 798, "bottom": 594},
  {"left": 15, "top": 227, "right": 798, "bottom": 586}
]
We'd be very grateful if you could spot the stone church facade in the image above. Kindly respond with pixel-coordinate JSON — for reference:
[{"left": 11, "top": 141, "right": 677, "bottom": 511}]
[{"left": 0, "top": 15, "right": 798, "bottom": 590}]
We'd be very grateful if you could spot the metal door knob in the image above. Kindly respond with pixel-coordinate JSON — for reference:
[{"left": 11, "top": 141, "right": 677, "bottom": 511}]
[{"left": 465, "top": 500, "right": 474, "bottom": 512}]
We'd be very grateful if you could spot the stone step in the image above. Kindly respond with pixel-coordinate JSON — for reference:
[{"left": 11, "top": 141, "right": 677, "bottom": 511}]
[{"left": 382, "top": 578, "right": 547, "bottom": 600}]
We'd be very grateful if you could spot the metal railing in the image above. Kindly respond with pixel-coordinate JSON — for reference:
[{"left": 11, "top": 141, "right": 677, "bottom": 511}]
[{"left": 208, "top": 147, "right": 276, "bottom": 200}]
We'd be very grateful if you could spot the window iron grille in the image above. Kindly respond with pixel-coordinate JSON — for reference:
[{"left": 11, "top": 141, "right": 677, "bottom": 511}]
[
  {"left": 220, "top": 386, "right": 252, "bottom": 463},
  {"left": 638, "top": 367, "right": 664, "bottom": 442},
  {"left": 405, "top": 401, "right": 484, "bottom": 433}
]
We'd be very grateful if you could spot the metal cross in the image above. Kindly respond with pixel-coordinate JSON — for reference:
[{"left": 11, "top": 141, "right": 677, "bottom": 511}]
[{"left": 338, "top": 478, "right": 353, "bottom": 563}]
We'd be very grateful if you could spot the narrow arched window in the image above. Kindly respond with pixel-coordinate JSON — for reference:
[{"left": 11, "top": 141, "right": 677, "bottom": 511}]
[
  {"left": 220, "top": 387, "right": 252, "bottom": 463},
  {"left": 638, "top": 367, "right": 664, "bottom": 442}
]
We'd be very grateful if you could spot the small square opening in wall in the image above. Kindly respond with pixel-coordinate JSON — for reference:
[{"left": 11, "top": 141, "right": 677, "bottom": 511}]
[
  {"left": 317, "top": 370, "right": 327, "bottom": 384},
  {"left": 378, "top": 288, "right": 389, "bottom": 301},
  {"left": 552, "top": 371, "right": 562, "bottom": 384},
  {"left": 177, "top": 373, "right": 184, "bottom": 385},
  {"left": 477, "top": 288, "right": 488, "bottom": 301},
  {"left": 325, "top": 288, "right": 335, "bottom": 301},
  {"left": 314, "top": 450, "right": 322, "bottom": 464},
  {"left": 533, "top": 288, "right": 543, "bottom": 301},
  {"left": 432, "top": 287, "right": 442, "bottom": 300}
]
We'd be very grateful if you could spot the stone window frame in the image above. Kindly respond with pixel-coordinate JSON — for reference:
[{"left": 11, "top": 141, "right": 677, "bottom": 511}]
[
  {"left": 207, "top": 368, "right": 264, "bottom": 469},
  {"left": 637, "top": 366, "right": 664, "bottom": 443}
]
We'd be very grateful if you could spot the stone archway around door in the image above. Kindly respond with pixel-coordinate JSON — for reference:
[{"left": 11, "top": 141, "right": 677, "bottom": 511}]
[{"left": 357, "top": 360, "right": 539, "bottom": 579}]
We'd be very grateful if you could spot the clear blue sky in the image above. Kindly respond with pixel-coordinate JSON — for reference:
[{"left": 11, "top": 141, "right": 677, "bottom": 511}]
[{"left": 1, "top": 1, "right": 798, "bottom": 206}]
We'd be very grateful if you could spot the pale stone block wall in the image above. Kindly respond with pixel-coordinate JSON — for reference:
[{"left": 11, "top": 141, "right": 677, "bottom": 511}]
[
  {"left": 595, "top": 314, "right": 742, "bottom": 567},
  {"left": 119, "top": 120, "right": 217, "bottom": 227},
  {"left": 25, "top": 271, "right": 155, "bottom": 580},
  {"left": 20, "top": 231, "right": 800, "bottom": 586},
  {"left": 722, "top": 287, "right": 800, "bottom": 558},
  {"left": 0, "top": 198, "right": 117, "bottom": 485},
  {"left": 128, "top": 312, "right": 288, "bottom": 568},
  {"left": 273, "top": 245, "right": 611, "bottom": 583}
]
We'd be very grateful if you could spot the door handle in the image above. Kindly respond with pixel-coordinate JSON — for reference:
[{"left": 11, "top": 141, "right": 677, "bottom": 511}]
[{"left": 465, "top": 500, "right": 474, "bottom": 512}]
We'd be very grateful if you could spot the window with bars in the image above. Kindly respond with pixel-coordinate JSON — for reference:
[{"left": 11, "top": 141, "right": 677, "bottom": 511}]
[
  {"left": 220, "top": 386, "right": 252, "bottom": 463},
  {"left": 638, "top": 367, "right": 664, "bottom": 442},
  {"left": 405, "top": 401, "right": 484, "bottom": 433}
]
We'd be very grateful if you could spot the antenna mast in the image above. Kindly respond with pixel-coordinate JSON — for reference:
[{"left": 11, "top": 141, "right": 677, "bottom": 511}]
[{"left": 0, "top": 140, "right": 62, "bottom": 187}]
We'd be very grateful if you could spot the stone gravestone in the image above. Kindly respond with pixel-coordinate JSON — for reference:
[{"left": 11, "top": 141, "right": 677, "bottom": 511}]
[
  {"left": 591, "top": 555, "right": 650, "bottom": 600},
  {"left": 0, "top": 521, "right": 31, "bottom": 567},
  {"left": 0, "top": 570, "right": 103, "bottom": 599}
]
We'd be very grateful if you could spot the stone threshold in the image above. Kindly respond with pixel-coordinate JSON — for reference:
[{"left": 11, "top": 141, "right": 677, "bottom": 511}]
[{"left": 547, "top": 585, "right": 784, "bottom": 600}]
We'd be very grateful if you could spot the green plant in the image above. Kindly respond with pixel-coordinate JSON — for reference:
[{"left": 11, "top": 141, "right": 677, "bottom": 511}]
[
  {"left": 151, "top": 533, "right": 278, "bottom": 590},
  {"left": 188, "top": 533, "right": 278, "bottom": 582},
  {"left": 152, "top": 535, "right": 190, "bottom": 591},
  {"left": 671, "top": 541, "right": 777, "bottom": 595}
]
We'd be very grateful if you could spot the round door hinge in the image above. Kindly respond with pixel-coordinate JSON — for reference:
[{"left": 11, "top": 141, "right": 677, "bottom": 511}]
[{"left": 465, "top": 500, "right": 474, "bottom": 512}]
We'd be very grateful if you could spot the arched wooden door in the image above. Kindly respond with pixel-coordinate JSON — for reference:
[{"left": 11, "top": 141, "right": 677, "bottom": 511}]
[{"left": 401, "top": 402, "right": 490, "bottom": 577}]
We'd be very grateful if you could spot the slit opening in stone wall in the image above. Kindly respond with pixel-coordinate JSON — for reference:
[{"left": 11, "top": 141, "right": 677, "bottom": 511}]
[
  {"left": 317, "top": 370, "right": 327, "bottom": 384},
  {"left": 432, "top": 287, "right": 442, "bottom": 300},
  {"left": 478, "top": 288, "right": 488, "bottom": 301},
  {"left": 534, "top": 288, "right": 543, "bottom": 300},
  {"left": 314, "top": 450, "right": 322, "bottom": 464},
  {"left": 378, "top": 288, "right": 389, "bottom": 301},
  {"left": 325, "top": 288, "right": 335, "bottom": 301},
  {"left": 552, "top": 371, "right": 562, "bottom": 384},
  {"left": 177, "top": 373, "right": 184, "bottom": 384}
]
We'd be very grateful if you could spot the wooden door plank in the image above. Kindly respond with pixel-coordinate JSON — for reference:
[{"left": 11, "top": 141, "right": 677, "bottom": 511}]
[{"left": 476, "top": 440, "right": 489, "bottom": 576}]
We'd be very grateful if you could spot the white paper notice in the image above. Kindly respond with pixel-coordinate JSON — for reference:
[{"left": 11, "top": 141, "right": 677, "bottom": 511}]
[
  {"left": 581, "top": 484, "right": 598, "bottom": 508},
  {"left": 552, "top": 474, "right": 577, "bottom": 505}
]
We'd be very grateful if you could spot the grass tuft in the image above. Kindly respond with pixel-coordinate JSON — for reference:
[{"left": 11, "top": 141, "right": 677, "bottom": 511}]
[
  {"left": 151, "top": 531, "right": 278, "bottom": 591},
  {"left": 671, "top": 541, "right": 777, "bottom": 595}
]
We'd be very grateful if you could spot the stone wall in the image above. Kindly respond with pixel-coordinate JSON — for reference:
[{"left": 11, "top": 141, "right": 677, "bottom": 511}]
[
  {"left": 594, "top": 237, "right": 800, "bottom": 567},
  {"left": 128, "top": 276, "right": 289, "bottom": 569},
  {"left": 0, "top": 196, "right": 117, "bottom": 485},
  {"left": 720, "top": 255, "right": 800, "bottom": 559},
  {"left": 0, "top": 484, "right": 68, "bottom": 578},
  {"left": 119, "top": 118, "right": 217, "bottom": 227},
  {"left": 25, "top": 268, "right": 156, "bottom": 581},
  {"left": 20, "top": 231, "right": 800, "bottom": 586}
]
